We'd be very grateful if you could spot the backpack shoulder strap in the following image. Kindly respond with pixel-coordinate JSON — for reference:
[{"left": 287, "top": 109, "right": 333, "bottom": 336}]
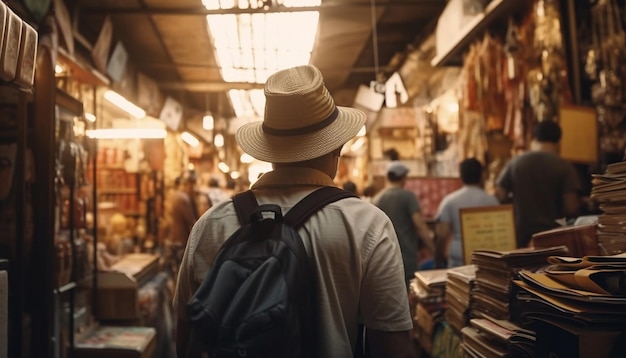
[
  {"left": 232, "top": 190, "right": 258, "bottom": 225},
  {"left": 285, "top": 186, "right": 358, "bottom": 228}
]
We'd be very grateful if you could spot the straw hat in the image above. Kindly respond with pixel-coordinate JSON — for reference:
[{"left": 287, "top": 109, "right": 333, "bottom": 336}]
[{"left": 236, "top": 65, "right": 366, "bottom": 163}]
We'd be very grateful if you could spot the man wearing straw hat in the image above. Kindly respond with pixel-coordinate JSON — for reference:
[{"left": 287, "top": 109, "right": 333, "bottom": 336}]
[{"left": 174, "top": 65, "right": 416, "bottom": 357}]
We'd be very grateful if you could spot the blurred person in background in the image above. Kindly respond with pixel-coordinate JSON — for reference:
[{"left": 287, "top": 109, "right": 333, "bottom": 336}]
[
  {"left": 373, "top": 162, "right": 435, "bottom": 284},
  {"left": 434, "top": 158, "right": 499, "bottom": 268},
  {"left": 496, "top": 120, "right": 581, "bottom": 248}
]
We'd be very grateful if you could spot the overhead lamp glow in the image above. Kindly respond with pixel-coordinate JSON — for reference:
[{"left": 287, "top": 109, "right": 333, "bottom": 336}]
[
  {"left": 205, "top": 1, "right": 320, "bottom": 84},
  {"left": 230, "top": 171, "right": 241, "bottom": 180},
  {"left": 85, "top": 112, "right": 97, "bottom": 122},
  {"left": 214, "top": 133, "right": 224, "bottom": 148},
  {"left": 55, "top": 64, "right": 65, "bottom": 74},
  {"left": 240, "top": 153, "right": 254, "bottom": 164},
  {"left": 104, "top": 90, "right": 146, "bottom": 119},
  {"left": 203, "top": 114, "right": 214, "bottom": 130},
  {"left": 181, "top": 131, "right": 200, "bottom": 147},
  {"left": 218, "top": 162, "right": 230, "bottom": 173},
  {"left": 86, "top": 128, "right": 167, "bottom": 139},
  {"left": 350, "top": 137, "right": 366, "bottom": 152}
]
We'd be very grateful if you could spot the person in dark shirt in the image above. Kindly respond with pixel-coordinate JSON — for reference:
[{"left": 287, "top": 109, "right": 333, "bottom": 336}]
[{"left": 496, "top": 120, "right": 581, "bottom": 247}]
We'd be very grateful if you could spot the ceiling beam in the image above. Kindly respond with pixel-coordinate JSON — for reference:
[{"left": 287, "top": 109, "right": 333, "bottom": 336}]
[
  {"left": 159, "top": 82, "right": 265, "bottom": 92},
  {"left": 81, "top": 1, "right": 446, "bottom": 15},
  {"left": 137, "top": 62, "right": 396, "bottom": 73}
]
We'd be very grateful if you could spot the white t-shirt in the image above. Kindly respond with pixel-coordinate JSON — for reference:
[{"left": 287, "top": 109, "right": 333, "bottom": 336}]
[
  {"left": 173, "top": 167, "right": 412, "bottom": 357},
  {"left": 435, "top": 185, "right": 499, "bottom": 267}
]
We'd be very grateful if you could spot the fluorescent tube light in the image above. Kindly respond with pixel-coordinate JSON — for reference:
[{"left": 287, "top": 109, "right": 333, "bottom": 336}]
[
  {"left": 218, "top": 162, "right": 230, "bottom": 173},
  {"left": 86, "top": 128, "right": 167, "bottom": 139},
  {"left": 85, "top": 112, "right": 97, "bottom": 122},
  {"left": 104, "top": 90, "right": 146, "bottom": 119},
  {"left": 181, "top": 131, "right": 200, "bottom": 147}
]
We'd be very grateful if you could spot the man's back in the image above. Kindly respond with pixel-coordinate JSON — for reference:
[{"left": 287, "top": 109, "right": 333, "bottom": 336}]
[
  {"left": 497, "top": 151, "right": 580, "bottom": 246},
  {"left": 373, "top": 187, "right": 421, "bottom": 281},
  {"left": 174, "top": 168, "right": 412, "bottom": 357},
  {"left": 436, "top": 186, "right": 499, "bottom": 266}
]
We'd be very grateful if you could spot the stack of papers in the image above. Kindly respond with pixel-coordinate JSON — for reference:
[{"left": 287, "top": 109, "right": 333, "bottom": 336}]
[
  {"left": 591, "top": 161, "right": 626, "bottom": 255},
  {"left": 445, "top": 265, "right": 477, "bottom": 333},
  {"left": 513, "top": 252, "right": 626, "bottom": 328},
  {"left": 470, "top": 246, "right": 569, "bottom": 321}
]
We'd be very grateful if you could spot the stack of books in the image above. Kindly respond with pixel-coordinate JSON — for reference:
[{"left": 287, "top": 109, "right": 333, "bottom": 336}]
[
  {"left": 444, "top": 264, "right": 476, "bottom": 333},
  {"left": 409, "top": 269, "right": 448, "bottom": 355},
  {"left": 470, "top": 246, "right": 568, "bottom": 321},
  {"left": 461, "top": 316, "right": 535, "bottom": 358},
  {"left": 591, "top": 161, "right": 626, "bottom": 255}
]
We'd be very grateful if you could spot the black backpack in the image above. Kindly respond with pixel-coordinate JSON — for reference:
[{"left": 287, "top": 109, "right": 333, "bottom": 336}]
[{"left": 186, "top": 186, "right": 357, "bottom": 358}]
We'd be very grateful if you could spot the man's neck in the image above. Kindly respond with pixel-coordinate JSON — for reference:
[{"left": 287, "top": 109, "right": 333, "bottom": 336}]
[
  {"left": 530, "top": 140, "right": 559, "bottom": 154},
  {"left": 389, "top": 181, "right": 404, "bottom": 189}
]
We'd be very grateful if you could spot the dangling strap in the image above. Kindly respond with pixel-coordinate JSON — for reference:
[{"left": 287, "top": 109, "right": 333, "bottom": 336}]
[
  {"left": 285, "top": 186, "right": 359, "bottom": 228},
  {"left": 232, "top": 190, "right": 259, "bottom": 225}
]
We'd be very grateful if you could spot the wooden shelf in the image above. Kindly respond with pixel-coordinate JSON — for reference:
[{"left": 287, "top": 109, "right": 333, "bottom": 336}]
[
  {"left": 57, "top": 47, "right": 110, "bottom": 87},
  {"left": 98, "top": 188, "right": 136, "bottom": 194},
  {"left": 431, "top": 0, "right": 528, "bottom": 67},
  {"left": 97, "top": 165, "right": 126, "bottom": 170},
  {"left": 56, "top": 88, "right": 83, "bottom": 117}
]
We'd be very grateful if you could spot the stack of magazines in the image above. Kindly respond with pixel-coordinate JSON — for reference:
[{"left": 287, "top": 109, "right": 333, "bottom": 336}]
[
  {"left": 591, "top": 161, "right": 626, "bottom": 255},
  {"left": 470, "top": 246, "right": 569, "bottom": 320},
  {"left": 445, "top": 264, "right": 477, "bottom": 333}
]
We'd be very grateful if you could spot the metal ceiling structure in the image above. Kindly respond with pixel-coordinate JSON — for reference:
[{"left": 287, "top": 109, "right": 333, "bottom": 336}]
[{"left": 70, "top": 0, "right": 447, "bottom": 121}]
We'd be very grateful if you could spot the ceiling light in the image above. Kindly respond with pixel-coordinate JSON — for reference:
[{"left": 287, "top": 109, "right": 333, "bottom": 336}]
[
  {"left": 214, "top": 133, "right": 224, "bottom": 148},
  {"left": 203, "top": 114, "right": 214, "bottom": 130},
  {"left": 85, "top": 112, "right": 97, "bottom": 122},
  {"left": 104, "top": 90, "right": 146, "bottom": 119},
  {"left": 181, "top": 131, "right": 200, "bottom": 147},
  {"left": 86, "top": 128, "right": 167, "bottom": 139},
  {"left": 218, "top": 162, "right": 230, "bottom": 173},
  {"left": 230, "top": 171, "right": 241, "bottom": 180},
  {"left": 55, "top": 64, "right": 65, "bottom": 74},
  {"left": 205, "top": 1, "right": 320, "bottom": 84}
]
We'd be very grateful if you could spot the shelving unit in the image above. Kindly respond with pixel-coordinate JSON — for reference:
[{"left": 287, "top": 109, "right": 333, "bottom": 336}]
[{"left": 431, "top": 0, "right": 530, "bottom": 67}]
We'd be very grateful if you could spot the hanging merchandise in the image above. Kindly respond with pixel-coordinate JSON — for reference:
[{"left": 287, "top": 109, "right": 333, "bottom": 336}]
[
  {"left": 502, "top": 17, "right": 526, "bottom": 146},
  {"left": 527, "top": 0, "right": 572, "bottom": 123},
  {"left": 587, "top": 0, "right": 626, "bottom": 158}
]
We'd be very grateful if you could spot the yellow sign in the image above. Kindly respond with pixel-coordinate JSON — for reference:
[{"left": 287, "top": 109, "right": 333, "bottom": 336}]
[{"left": 460, "top": 205, "right": 516, "bottom": 264}]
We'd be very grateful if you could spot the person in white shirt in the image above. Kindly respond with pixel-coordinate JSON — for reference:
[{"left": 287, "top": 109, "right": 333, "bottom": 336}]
[
  {"left": 174, "top": 65, "right": 416, "bottom": 358},
  {"left": 435, "top": 158, "right": 499, "bottom": 268}
]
